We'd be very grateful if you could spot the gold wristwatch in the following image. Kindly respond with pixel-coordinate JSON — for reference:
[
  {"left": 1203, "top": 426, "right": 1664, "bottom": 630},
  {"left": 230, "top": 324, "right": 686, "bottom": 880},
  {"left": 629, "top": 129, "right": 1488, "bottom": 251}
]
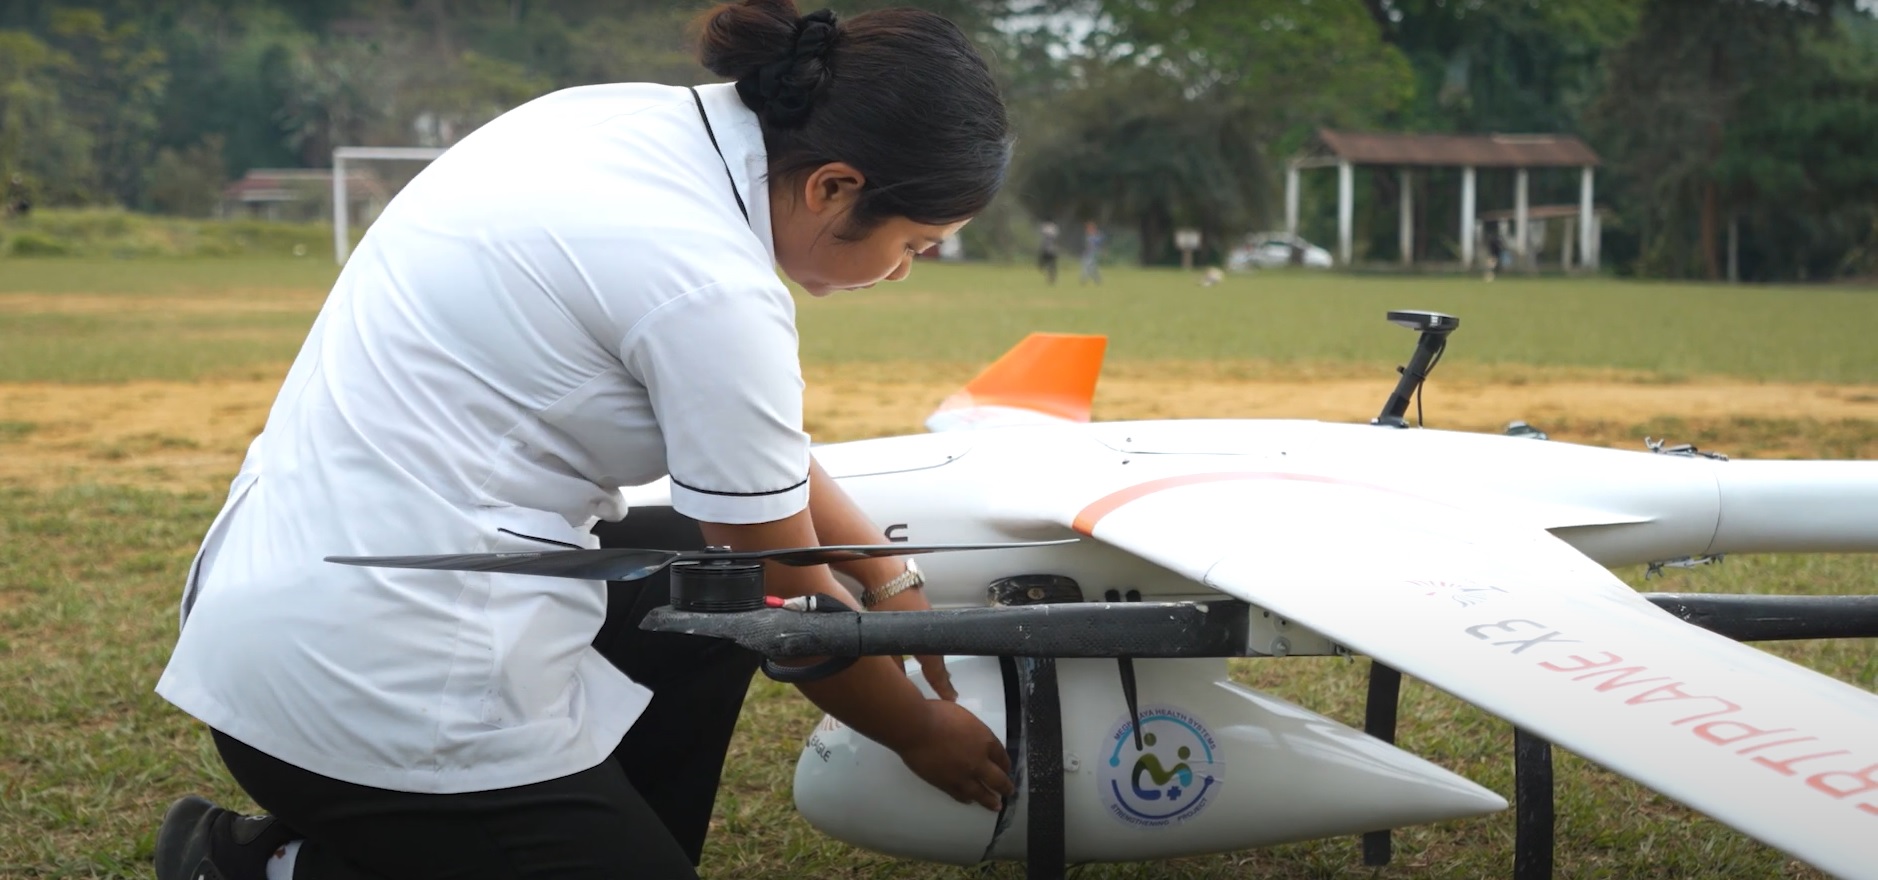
[{"left": 861, "top": 558, "right": 924, "bottom": 608}]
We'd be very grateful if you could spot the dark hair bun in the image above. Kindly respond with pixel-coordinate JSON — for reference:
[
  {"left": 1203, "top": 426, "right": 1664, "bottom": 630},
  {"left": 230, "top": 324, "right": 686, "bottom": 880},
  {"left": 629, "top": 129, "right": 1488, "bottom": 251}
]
[
  {"left": 697, "top": 0, "right": 839, "bottom": 128},
  {"left": 695, "top": 3, "right": 1011, "bottom": 231},
  {"left": 695, "top": 0, "right": 802, "bottom": 81}
]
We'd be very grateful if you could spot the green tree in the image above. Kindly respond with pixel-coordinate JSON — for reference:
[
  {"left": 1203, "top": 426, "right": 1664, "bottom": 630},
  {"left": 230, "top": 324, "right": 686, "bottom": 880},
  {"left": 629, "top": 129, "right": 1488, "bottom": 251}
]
[
  {"left": 0, "top": 29, "right": 94, "bottom": 206},
  {"left": 1093, "top": 0, "right": 1413, "bottom": 150},
  {"left": 1017, "top": 66, "right": 1274, "bottom": 265},
  {"left": 1712, "top": 9, "right": 1878, "bottom": 279},
  {"left": 557, "top": 7, "right": 703, "bottom": 87},
  {"left": 1013, "top": 0, "right": 1412, "bottom": 264},
  {"left": 407, "top": 50, "right": 555, "bottom": 145},
  {"left": 1366, "top": 0, "right": 1640, "bottom": 133},
  {"left": 1588, "top": 0, "right": 1863, "bottom": 280},
  {"left": 43, "top": 7, "right": 169, "bottom": 206},
  {"left": 278, "top": 33, "right": 412, "bottom": 160},
  {"left": 149, "top": 5, "right": 309, "bottom": 182}
]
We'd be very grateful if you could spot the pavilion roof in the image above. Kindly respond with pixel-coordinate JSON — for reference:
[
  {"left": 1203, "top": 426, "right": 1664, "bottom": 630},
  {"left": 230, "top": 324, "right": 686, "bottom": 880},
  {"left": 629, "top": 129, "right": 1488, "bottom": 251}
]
[{"left": 1310, "top": 129, "right": 1600, "bottom": 169}]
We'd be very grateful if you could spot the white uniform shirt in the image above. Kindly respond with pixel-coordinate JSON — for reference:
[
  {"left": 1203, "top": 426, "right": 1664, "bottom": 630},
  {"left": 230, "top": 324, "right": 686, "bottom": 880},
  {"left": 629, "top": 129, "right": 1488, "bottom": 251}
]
[{"left": 157, "top": 82, "right": 810, "bottom": 794}]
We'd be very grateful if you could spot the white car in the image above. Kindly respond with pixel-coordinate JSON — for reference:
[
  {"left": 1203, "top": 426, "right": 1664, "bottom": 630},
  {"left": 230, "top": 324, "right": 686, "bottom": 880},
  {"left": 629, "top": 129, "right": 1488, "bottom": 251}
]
[{"left": 1228, "top": 233, "right": 1333, "bottom": 270}]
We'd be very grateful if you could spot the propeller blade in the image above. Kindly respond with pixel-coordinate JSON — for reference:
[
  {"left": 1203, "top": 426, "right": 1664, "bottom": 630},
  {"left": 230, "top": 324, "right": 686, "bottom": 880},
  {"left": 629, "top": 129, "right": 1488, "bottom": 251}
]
[
  {"left": 325, "top": 538, "right": 1081, "bottom": 582},
  {"left": 716, "top": 539, "right": 1082, "bottom": 567},
  {"left": 325, "top": 549, "right": 681, "bottom": 582}
]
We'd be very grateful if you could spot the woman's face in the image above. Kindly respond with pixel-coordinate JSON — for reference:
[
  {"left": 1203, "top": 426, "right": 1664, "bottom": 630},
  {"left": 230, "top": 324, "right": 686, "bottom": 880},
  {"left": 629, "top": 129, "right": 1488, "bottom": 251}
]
[{"left": 770, "top": 163, "right": 968, "bottom": 297}]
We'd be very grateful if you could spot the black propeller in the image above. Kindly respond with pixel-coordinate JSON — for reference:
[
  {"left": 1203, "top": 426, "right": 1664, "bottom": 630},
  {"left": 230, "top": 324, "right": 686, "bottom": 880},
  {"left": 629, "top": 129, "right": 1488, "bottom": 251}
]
[{"left": 326, "top": 539, "right": 1079, "bottom": 583}]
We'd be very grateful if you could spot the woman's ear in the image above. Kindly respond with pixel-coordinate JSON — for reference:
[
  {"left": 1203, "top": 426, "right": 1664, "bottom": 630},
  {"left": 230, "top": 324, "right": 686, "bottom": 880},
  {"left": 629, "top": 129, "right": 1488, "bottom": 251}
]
[{"left": 801, "top": 162, "right": 867, "bottom": 216}]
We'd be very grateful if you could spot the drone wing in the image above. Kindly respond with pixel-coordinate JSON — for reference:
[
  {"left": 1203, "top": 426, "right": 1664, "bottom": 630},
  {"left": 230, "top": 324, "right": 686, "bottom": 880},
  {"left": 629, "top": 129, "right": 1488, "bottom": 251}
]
[{"left": 1063, "top": 471, "right": 1878, "bottom": 878}]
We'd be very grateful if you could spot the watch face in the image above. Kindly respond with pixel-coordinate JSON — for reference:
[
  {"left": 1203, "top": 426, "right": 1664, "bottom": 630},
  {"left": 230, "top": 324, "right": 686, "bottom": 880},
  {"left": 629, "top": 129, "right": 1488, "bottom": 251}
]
[{"left": 904, "top": 558, "right": 920, "bottom": 575}]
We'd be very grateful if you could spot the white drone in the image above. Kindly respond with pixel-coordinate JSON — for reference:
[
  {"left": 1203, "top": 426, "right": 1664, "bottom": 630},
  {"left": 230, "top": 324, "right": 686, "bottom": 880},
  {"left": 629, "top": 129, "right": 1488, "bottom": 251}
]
[{"left": 337, "top": 313, "right": 1878, "bottom": 879}]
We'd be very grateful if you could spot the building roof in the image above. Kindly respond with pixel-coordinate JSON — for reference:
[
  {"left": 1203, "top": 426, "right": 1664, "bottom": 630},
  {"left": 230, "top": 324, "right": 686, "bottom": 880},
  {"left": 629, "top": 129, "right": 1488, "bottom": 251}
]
[
  {"left": 222, "top": 168, "right": 387, "bottom": 203},
  {"left": 1312, "top": 129, "right": 1600, "bottom": 168}
]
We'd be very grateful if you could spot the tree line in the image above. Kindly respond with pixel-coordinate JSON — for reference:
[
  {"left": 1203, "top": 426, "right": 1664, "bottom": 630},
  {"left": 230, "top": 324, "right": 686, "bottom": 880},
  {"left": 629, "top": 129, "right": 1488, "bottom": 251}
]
[{"left": 2, "top": 0, "right": 1875, "bottom": 281}]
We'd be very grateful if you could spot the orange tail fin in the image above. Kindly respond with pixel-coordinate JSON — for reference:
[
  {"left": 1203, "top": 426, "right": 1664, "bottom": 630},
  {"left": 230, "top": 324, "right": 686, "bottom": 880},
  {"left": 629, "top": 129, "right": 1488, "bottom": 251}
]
[{"left": 926, "top": 333, "right": 1108, "bottom": 430}]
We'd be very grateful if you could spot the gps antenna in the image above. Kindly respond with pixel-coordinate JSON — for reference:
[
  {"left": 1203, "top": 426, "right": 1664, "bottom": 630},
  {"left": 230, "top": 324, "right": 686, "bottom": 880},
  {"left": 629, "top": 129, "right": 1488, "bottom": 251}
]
[{"left": 1372, "top": 310, "right": 1459, "bottom": 428}]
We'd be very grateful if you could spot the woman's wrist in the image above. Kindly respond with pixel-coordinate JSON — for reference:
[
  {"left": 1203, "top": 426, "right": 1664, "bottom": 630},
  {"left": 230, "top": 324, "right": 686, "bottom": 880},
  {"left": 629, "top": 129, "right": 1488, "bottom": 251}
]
[{"left": 861, "top": 559, "right": 923, "bottom": 608}]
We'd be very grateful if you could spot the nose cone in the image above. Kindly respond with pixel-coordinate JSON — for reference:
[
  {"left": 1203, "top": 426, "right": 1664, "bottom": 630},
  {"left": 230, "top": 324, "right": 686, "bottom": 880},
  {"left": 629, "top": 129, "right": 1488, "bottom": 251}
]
[{"left": 793, "top": 658, "right": 1009, "bottom": 864}]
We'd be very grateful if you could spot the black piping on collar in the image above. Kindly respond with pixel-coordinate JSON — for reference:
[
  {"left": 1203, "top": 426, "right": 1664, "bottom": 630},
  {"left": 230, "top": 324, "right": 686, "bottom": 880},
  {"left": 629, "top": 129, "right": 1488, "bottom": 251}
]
[{"left": 688, "top": 86, "right": 751, "bottom": 223}]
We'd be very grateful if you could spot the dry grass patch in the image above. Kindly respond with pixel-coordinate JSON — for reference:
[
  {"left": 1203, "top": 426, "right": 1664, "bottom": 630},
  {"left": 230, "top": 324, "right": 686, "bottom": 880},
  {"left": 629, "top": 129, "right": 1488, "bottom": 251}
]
[
  {"left": 0, "top": 380, "right": 276, "bottom": 491},
  {"left": 5, "top": 365, "right": 1876, "bottom": 492},
  {"left": 801, "top": 362, "right": 1878, "bottom": 448}
]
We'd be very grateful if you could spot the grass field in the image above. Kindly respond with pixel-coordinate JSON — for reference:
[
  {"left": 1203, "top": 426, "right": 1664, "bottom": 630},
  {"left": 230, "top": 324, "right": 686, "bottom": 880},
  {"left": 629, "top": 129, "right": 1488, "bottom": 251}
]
[
  {"left": 6, "top": 258, "right": 1878, "bottom": 383},
  {"left": 1, "top": 257, "right": 1876, "bottom": 878}
]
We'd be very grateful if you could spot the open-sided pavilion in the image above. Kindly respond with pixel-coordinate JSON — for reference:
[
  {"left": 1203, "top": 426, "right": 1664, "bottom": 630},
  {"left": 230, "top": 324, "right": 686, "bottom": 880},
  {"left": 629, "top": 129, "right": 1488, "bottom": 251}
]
[{"left": 1286, "top": 129, "right": 1601, "bottom": 271}]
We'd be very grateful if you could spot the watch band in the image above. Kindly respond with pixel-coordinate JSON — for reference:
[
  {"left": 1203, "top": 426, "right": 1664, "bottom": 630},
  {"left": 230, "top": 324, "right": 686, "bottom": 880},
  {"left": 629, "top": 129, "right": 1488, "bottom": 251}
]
[{"left": 861, "top": 559, "right": 923, "bottom": 608}]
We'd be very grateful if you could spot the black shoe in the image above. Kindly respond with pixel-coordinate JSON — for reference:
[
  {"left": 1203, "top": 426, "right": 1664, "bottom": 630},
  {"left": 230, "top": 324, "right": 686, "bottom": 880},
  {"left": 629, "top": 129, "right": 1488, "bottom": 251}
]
[{"left": 154, "top": 796, "right": 297, "bottom": 880}]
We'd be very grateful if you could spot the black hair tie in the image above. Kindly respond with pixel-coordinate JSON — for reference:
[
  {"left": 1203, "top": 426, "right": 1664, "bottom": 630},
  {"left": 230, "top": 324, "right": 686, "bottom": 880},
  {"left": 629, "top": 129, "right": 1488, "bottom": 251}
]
[{"left": 735, "top": 8, "right": 839, "bottom": 128}]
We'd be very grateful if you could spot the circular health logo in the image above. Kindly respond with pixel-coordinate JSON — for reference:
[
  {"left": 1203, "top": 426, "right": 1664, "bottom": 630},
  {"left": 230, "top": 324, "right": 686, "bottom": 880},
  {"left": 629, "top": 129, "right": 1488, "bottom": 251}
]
[{"left": 1099, "top": 705, "right": 1225, "bottom": 828}]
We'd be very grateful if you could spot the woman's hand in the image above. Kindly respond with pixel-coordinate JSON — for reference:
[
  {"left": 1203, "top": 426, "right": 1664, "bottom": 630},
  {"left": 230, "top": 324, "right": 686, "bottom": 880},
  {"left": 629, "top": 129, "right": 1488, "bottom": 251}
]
[
  {"left": 896, "top": 700, "right": 1015, "bottom": 811},
  {"left": 869, "top": 585, "right": 958, "bottom": 701}
]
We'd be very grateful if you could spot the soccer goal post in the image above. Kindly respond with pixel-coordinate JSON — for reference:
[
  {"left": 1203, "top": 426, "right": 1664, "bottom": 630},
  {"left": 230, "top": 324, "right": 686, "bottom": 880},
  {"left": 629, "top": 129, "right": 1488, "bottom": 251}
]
[{"left": 332, "top": 146, "right": 448, "bottom": 265}]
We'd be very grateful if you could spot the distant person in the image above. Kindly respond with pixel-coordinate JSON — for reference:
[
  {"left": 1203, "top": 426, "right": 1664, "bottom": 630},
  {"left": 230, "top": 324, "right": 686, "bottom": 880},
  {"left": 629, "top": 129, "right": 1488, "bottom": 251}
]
[
  {"left": 1484, "top": 228, "right": 1507, "bottom": 282},
  {"left": 150, "top": 2, "right": 1015, "bottom": 879},
  {"left": 1037, "top": 221, "right": 1059, "bottom": 284},
  {"left": 4, "top": 174, "right": 30, "bottom": 218},
  {"left": 1079, "top": 220, "right": 1104, "bottom": 286}
]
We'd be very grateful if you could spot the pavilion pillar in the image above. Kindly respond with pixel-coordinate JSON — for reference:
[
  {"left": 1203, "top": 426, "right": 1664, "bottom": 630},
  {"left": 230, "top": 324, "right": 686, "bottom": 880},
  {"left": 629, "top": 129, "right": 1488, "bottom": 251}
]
[
  {"left": 1579, "top": 166, "right": 1596, "bottom": 272},
  {"left": 1728, "top": 213, "right": 1739, "bottom": 283},
  {"left": 1399, "top": 169, "right": 1414, "bottom": 267},
  {"left": 1285, "top": 163, "right": 1301, "bottom": 236},
  {"left": 1338, "top": 160, "right": 1354, "bottom": 266},
  {"left": 1515, "top": 168, "right": 1530, "bottom": 271},
  {"left": 1460, "top": 166, "right": 1476, "bottom": 269},
  {"left": 1591, "top": 214, "right": 1602, "bottom": 268}
]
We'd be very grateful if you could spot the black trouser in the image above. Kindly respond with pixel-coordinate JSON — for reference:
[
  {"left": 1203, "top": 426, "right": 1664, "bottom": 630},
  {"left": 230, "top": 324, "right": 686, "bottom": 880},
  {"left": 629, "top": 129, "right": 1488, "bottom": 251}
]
[
  {"left": 217, "top": 512, "right": 761, "bottom": 878},
  {"left": 216, "top": 728, "right": 699, "bottom": 879}
]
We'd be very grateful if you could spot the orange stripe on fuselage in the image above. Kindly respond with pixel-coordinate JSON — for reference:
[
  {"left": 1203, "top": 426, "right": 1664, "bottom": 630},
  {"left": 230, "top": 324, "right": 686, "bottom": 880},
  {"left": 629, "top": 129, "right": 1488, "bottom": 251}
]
[{"left": 1071, "top": 471, "right": 1435, "bottom": 535}]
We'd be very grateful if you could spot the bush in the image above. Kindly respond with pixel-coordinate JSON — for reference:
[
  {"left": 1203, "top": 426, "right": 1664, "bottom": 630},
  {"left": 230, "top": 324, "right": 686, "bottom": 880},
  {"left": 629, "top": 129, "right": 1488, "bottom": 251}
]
[
  {"left": 0, "top": 208, "right": 352, "bottom": 259},
  {"left": 5, "top": 231, "right": 72, "bottom": 257},
  {"left": 144, "top": 136, "right": 229, "bottom": 218}
]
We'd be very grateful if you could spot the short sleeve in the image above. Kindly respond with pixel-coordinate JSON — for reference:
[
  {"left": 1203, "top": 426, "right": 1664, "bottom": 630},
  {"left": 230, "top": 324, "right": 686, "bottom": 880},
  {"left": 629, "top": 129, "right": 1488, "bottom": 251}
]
[{"left": 622, "top": 283, "right": 810, "bottom": 525}]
